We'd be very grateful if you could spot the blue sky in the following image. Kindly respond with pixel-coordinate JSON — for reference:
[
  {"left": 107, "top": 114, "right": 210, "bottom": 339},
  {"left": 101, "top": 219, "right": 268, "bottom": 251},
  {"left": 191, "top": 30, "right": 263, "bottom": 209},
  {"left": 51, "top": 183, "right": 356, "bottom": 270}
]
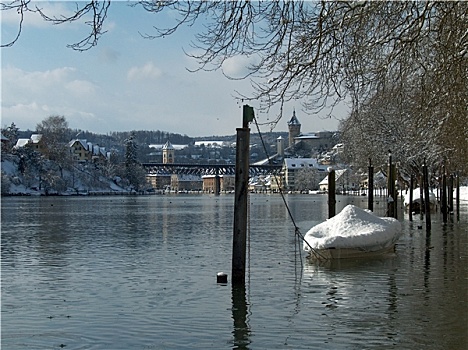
[{"left": 1, "top": 1, "right": 343, "bottom": 137}]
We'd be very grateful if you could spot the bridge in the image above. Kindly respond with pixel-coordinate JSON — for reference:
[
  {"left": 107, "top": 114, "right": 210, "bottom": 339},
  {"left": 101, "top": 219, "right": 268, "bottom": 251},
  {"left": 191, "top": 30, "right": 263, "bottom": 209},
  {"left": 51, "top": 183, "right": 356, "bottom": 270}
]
[{"left": 142, "top": 163, "right": 283, "bottom": 176}]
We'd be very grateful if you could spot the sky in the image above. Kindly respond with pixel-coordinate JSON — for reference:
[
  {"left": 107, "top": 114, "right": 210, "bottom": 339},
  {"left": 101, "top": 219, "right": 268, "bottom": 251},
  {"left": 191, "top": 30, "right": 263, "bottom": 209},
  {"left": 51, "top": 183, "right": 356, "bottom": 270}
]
[{"left": 1, "top": 1, "right": 345, "bottom": 137}]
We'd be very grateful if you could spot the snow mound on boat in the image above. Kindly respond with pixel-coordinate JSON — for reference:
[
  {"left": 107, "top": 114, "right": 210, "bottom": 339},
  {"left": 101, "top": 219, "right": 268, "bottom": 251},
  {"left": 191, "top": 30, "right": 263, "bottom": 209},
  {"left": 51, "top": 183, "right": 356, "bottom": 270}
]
[{"left": 303, "top": 205, "right": 402, "bottom": 251}]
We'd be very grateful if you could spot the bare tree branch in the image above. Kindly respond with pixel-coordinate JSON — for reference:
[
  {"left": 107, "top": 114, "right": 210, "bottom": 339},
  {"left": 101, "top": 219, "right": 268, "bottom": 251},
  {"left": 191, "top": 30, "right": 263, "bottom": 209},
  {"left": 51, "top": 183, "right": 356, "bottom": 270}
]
[{"left": 1, "top": 0, "right": 33, "bottom": 48}]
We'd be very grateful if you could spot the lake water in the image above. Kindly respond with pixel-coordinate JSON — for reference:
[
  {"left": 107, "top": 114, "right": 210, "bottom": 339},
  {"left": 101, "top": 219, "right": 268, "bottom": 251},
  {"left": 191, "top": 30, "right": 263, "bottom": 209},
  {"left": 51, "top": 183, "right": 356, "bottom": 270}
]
[{"left": 1, "top": 194, "right": 467, "bottom": 349}]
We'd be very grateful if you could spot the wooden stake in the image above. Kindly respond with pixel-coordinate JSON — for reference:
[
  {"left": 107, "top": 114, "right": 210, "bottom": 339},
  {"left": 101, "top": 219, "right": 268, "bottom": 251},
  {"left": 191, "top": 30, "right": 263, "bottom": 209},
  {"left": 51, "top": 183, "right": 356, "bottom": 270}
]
[
  {"left": 232, "top": 106, "right": 252, "bottom": 285},
  {"left": 328, "top": 168, "right": 336, "bottom": 218},
  {"left": 368, "top": 158, "right": 374, "bottom": 212},
  {"left": 409, "top": 175, "right": 414, "bottom": 221},
  {"left": 423, "top": 163, "right": 431, "bottom": 233},
  {"left": 442, "top": 166, "right": 447, "bottom": 223}
]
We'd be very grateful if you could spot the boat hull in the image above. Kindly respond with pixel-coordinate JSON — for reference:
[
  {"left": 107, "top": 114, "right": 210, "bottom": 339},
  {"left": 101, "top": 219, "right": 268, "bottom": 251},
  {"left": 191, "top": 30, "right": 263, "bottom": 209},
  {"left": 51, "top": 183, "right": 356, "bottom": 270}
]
[{"left": 308, "top": 244, "right": 396, "bottom": 260}]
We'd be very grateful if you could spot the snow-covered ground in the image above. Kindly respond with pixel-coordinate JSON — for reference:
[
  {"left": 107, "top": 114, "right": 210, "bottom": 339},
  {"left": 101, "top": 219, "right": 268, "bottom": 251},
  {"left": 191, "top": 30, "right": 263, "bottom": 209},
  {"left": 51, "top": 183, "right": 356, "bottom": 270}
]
[
  {"left": 1, "top": 157, "right": 127, "bottom": 195},
  {"left": 303, "top": 205, "right": 402, "bottom": 251},
  {"left": 457, "top": 186, "right": 468, "bottom": 201}
]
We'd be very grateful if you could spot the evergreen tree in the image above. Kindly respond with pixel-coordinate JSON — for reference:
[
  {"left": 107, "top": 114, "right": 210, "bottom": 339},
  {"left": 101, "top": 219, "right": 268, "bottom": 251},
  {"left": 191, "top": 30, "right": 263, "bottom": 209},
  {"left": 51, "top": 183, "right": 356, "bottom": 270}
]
[
  {"left": 124, "top": 131, "right": 146, "bottom": 190},
  {"left": 1, "top": 122, "right": 19, "bottom": 153}
]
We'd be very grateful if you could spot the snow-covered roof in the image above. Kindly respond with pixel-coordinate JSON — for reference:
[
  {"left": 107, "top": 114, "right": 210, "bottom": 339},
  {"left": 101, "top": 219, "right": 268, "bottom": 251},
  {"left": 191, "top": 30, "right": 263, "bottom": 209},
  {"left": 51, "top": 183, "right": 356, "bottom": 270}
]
[
  {"left": 14, "top": 138, "right": 30, "bottom": 148},
  {"left": 287, "top": 110, "right": 301, "bottom": 126},
  {"left": 318, "top": 169, "right": 347, "bottom": 185},
  {"left": 149, "top": 143, "right": 188, "bottom": 150},
  {"left": 193, "top": 140, "right": 232, "bottom": 147},
  {"left": 162, "top": 140, "right": 174, "bottom": 150},
  {"left": 69, "top": 139, "right": 89, "bottom": 149},
  {"left": 30, "top": 134, "right": 43, "bottom": 143},
  {"left": 295, "top": 133, "right": 319, "bottom": 140},
  {"left": 14, "top": 134, "right": 43, "bottom": 148},
  {"left": 201, "top": 174, "right": 235, "bottom": 179}
]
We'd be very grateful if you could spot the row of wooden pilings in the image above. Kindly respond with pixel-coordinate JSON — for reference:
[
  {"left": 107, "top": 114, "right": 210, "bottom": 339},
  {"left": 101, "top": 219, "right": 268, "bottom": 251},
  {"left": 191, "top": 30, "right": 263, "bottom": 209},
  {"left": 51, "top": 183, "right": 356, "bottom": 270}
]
[
  {"left": 327, "top": 154, "right": 462, "bottom": 233},
  {"left": 231, "top": 106, "right": 462, "bottom": 285}
]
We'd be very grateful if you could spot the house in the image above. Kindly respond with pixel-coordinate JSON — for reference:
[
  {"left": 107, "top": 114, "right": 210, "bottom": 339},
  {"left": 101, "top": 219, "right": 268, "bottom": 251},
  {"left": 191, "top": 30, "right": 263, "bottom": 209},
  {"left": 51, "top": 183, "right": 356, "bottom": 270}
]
[
  {"left": 170, "top": 174, "right": 203, "bottom": 192},
  {"left": 69, "top": 139, "right": 91, "bottom": 161},
  {"left": 14, "top": 134, "right": 46, "bottom": 154},
  {"left": 146, "top": 173, "right": 171, "bottom": 190},
  {"left": 282, "top": 158, "right": 328, "bottom": 191},
  {"left": 202, "top": 174, "right": 235, "bottom": 193},
  {"left": 248, "top": 174, "right": 281, "bottom": 193},
  {"left": 319, "top": 169, "right": 347, "bottom": 192},
  {"left": 69, "top": 139, "right": 109, "bottom": 163}
]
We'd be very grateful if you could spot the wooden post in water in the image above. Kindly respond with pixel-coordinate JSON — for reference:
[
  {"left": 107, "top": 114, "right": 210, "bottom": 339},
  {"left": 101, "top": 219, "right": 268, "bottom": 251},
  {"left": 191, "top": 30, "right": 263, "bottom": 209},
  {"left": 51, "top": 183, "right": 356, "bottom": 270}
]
[
  {"left": 368, "top": 158, "right": 374, "bottom": 212},
  {"left": 456, "top": 174, "right": 460, "bottom": 222},
  {"left": 387, "top": 151, "right": 395, "bottom": 218},
  {"left": 409, "top": 175, "right": 414, "bottom": 221},
  {"left": 232, "top": 105, "right": 253, "bottom": 285},
  {"left": 448, "top": 174, "right": 454, "bottom": 213},
  {"left": 441, "top": 166, "right": 448, "bottom": 223},
  {"left": 423, "top": 162, "right": 431, "bottom": 233},
  {"left": 393, "top": 163, "right": 398, "bottom": 219},
  {"left": 328, "top": 168, "right": 336, "bottom": 218},
  {"left": 419, "top": 177, "right": 424, "bottom": 221}
]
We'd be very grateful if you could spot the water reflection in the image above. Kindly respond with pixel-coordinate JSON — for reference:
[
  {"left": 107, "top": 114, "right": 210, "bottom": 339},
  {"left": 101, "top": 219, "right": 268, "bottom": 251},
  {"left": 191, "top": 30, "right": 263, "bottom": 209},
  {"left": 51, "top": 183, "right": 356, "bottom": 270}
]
[
  {"left": 231, "top": 284, "right": 251, "bottom": 349},
  {"left": 1, "top": 195, "right": 466, "bottom": 349}
]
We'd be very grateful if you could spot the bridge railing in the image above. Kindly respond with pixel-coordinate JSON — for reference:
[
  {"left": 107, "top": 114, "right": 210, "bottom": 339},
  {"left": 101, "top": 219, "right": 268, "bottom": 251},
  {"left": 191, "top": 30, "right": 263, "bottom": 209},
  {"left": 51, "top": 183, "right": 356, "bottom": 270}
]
[{"left": 142, "top": 163, "right": 282, "bottom": 176}]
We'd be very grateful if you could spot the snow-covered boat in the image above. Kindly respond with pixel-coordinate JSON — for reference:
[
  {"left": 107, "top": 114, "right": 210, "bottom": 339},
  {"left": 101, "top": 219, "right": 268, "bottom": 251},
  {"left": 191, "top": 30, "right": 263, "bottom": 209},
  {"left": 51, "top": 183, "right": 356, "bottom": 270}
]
[
  {"left": 303, "top": 205, "right": 402, "bottom": 260},
  {"left": 403, "top": 188, "right": 437, "bottom": 213}
]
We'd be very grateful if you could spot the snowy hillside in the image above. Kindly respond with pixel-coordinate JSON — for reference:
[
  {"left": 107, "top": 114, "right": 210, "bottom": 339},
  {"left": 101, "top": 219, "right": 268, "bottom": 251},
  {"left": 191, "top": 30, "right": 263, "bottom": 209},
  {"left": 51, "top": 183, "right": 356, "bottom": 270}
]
[{"left": 1, "top": 155, "right": 128, "bottom": 195}]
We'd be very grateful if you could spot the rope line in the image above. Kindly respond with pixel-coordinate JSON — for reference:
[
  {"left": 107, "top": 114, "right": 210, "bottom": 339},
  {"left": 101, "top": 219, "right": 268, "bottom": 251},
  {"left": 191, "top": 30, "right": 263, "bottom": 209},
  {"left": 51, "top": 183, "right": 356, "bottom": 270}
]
[{"left": 252, "top": 117, "right": 328, "bottom": 261}]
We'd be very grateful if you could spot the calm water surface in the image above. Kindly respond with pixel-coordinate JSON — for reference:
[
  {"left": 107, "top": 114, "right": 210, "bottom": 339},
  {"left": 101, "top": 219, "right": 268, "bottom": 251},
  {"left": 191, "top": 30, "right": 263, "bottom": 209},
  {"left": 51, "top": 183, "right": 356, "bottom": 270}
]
[{"left": 2, "top": 194, "right": 467, "bottom": 349}]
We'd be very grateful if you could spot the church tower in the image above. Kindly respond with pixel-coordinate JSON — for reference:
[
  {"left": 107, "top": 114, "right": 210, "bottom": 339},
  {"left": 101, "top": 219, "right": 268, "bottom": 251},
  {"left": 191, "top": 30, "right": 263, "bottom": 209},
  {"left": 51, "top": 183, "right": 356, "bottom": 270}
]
[
  {"left": 287, "top": 110, "right": 301, "bottom": 148},
  {"left": 162, "top": 140, "right": 175, "bottom": 164}
]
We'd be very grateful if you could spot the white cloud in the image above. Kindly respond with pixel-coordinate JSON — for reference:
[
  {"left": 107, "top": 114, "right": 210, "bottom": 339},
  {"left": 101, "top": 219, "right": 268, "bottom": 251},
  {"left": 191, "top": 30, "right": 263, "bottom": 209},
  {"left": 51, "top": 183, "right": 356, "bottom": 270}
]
[
  {"left": 1, "top": 65, "right": 103, "bottom": 130},
  {"left": 127, "top": 62, "right": 162, "bottom": 81},
  {"left": 65, "top": 80, "right": 96, "bottom": 96},
  {"left": 222, "top": 55, "right": 258, "bottom": 79}
]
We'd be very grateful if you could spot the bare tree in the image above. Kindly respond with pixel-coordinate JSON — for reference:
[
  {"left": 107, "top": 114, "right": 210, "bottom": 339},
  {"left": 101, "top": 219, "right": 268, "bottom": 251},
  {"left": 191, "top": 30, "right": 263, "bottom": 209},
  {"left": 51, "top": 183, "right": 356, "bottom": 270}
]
[
  {"left": 294, "top": 167, "right": 320, "bottom": 191},
  {"left": 36, "top": 115, "right": 73, "bottom": 175},
  {"left": 3, "top": 2, "right": 466, "bottom": 119},
  {"left": 2, "top": 1, "right": 466, "bottom": 172}
]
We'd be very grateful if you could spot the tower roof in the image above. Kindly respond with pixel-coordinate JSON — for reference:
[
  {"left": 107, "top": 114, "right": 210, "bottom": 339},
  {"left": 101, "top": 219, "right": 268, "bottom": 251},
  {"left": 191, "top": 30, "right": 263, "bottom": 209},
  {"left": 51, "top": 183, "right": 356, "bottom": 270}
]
[
  {"left": 162, "top": 140, "right": 174, "bottom": 150},
  {"left": 287, "top": 110, "right": 301, "bottom": 126}
]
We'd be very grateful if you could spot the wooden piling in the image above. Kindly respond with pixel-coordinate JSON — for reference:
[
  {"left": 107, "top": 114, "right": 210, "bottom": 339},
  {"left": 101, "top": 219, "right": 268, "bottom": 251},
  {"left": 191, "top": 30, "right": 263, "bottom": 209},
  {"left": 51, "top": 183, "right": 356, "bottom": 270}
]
[
  {"left": 423, "top": 163, "right": 431, "bottom": 233},
  {"left": 368, "top": 159, "right": 374, "bottom": 212},
  {"left": 387, "top": 153, "right": 395, "bottom": 218},
  {"left": 441, "top": 167, "right": 448, "bottom": 223},
  {"left": 409, "top": 175, "right": 414, "bottom": 221},
  {"left": 448, "top": 174, "right": 454, "bottom": 213},
  {"left": 456, "top": 174, "right": 460, "bottom": 222},
  {"left": 328, "top": 168, "right": 336, "bottom": 219},
  {"left": 393, "top": 164, "right": 398, "bottom": 219},
  {"left": 232, "top": 105, "right": 253, "bottom": 285},
  {"left": 419, "top": 177, "right": 424, "bottom": 221}
]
